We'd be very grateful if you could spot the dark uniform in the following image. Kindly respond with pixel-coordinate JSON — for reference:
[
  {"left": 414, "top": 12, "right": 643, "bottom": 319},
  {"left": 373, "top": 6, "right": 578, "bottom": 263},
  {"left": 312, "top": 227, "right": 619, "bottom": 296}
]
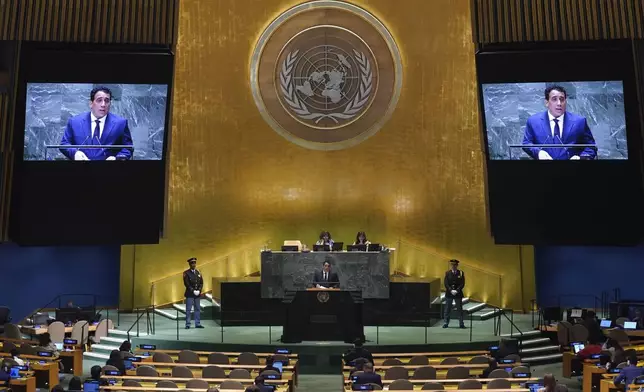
[
  {"left": 443, "top": 261, "right": 465, "bottom": 327},
  {"left": 183, "top": 260, "right": 204, "bottom": 328}
]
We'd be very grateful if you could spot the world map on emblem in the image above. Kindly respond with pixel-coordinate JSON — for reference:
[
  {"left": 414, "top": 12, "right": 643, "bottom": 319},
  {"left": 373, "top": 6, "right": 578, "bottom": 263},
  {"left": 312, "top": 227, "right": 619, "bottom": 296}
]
[{"left": 250, "top": 1, "right": 403, "bottom": 150}]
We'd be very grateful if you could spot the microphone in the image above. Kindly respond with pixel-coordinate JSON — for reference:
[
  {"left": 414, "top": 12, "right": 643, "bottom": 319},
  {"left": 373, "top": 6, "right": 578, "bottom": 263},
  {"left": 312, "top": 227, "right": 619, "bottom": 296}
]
[{"left": 72, "top": 135, "right": 90, "bottom": 160}]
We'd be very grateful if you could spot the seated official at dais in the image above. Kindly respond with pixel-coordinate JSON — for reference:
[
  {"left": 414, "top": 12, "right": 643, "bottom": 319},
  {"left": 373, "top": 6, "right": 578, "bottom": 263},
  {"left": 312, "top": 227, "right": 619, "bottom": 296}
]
[{"left": 315, "top": 231, "right": 334, "bottom": 248}]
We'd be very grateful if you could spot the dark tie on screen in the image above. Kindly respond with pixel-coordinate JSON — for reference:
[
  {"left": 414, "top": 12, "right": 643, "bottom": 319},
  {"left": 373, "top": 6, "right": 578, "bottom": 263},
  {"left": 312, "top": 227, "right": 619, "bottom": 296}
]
[
  {"left": 553, "top": 118, "right": 561, "bottom": 142},
  {"left": 324, "top": 272, "right": 327, "bottom": 281},
  {"left": 92, "top": 119, "right": 101, "bottom": 145}
]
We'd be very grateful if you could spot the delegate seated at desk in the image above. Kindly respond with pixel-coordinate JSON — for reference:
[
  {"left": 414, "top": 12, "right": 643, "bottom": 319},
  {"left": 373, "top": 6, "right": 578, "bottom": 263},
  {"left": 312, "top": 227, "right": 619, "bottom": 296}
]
[
  {"left": 315, "top": 231, "right": 334, "bottom": 248},
  {"left": 313, "top": 261, "right": 339, "bottom": 289},
  {"left": 353, "top": 231, "right": 371, "bottom": 246}
]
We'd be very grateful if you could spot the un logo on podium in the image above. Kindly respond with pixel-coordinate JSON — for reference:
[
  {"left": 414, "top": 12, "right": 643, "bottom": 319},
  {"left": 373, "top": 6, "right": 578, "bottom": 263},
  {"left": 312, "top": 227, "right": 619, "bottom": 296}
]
[
  {"left": 317, "top": 291, "right": 330, "bottom": 303},
  {"left": 250, "top": 1, "right": 403, "bottom": 150}
]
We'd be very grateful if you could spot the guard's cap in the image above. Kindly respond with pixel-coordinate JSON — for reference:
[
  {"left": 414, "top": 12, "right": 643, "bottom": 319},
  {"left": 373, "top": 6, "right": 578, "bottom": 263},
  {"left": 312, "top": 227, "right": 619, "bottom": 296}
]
[{"left": 187, "top": 257, "right": 197, "bottom": 263}]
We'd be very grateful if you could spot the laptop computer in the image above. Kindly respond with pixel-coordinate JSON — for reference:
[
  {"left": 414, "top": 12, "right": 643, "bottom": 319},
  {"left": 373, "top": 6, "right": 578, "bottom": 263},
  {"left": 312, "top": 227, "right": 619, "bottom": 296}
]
[
  {"left": 9, "top": 367, "right": 20, "bottom": 379},
  {"left": 624, "top": 321, "right": 637, "bottom": 330},
  {"left": 313, "top": 244, "right": 330, "bottom": 251},
  {"left": 332, "top": 242, "right": 344, "bottom": 251},
  {"left": 571, "top": 342, "right": 585, "bottom": 354},
  {"left": 347, "top": 244, "right": 366, "bottom": 252},
  {"left": 83, "top": 380, "right": 100, "bottom": 392},
  {"left": 273, "top": 361, "right": 283, "bottom": 373},
  {"left": 600, "top": 319, "right": 612, "bottom": 328},
  {"left": 55, "top": 342, "right": 63, "bottom": 351},
  {"left": 526, "top": 383, "right": 543, "bottom": 392},
  {"left": 367, "top": 243, "right": 380, "bottom": 251}
]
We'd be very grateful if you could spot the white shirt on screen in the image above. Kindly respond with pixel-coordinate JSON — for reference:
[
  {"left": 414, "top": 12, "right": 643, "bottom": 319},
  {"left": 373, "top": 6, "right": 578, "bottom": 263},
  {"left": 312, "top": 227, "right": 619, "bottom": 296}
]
[
  {"left": 90, "top": 113, "right": 106, "bottom": 139},
  {"left": 547, "top": 111, "right": 565, "bottom": 141}
]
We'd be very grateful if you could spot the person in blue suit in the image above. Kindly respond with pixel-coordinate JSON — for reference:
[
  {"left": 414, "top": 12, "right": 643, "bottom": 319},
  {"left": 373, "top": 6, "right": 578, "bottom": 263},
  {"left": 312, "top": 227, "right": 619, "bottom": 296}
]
[
  {"left": 522, "top": 85, "right": 596, "bottom": 160},
  {"left": 60, "top": 86, "right": 133, "bottom": 161}
]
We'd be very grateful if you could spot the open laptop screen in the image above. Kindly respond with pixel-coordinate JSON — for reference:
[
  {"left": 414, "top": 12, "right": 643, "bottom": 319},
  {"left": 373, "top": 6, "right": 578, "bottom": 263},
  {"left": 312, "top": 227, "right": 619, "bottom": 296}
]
[
  {"left": 624, "top": 321, "right": 637, "bottom": 330},
  {"left": 600, "top": 319, "right": 612, "bottom": 328},
  {"left": 572, "top": 342, "right": 585, "bottom": 354}
]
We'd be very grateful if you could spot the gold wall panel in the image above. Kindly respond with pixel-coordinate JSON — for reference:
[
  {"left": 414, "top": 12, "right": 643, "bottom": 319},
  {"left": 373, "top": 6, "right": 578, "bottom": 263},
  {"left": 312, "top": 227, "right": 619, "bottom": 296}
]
[
  {"left": 0, "top": 0, "right": 177, "bottom": 44},
  {"left": 472, "top": 0, "right": 644, "bottom": 43},
  {"left": 124, "top": 0, "right": 535, "bottom": 311}
]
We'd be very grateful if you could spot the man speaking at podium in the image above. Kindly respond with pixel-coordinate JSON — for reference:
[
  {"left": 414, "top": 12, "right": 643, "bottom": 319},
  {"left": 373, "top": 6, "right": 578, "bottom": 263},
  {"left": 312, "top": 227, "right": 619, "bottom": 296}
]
[
  {"left": 60, "top": 86, "right": 134, "bottom": 161},
  {"left": 522, "top": 85, "right": 596, "bottom": 160},
  {"left": 313, "top": 261, "right": 339, "bottom": 289}
]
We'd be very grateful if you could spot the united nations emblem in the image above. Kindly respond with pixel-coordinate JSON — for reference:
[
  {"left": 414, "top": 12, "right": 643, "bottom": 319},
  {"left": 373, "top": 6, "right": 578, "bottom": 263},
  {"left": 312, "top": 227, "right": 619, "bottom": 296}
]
[
  {"left": 317, "top": 291, "right": 330, "bottom": 303},
  {"left": 250, "top": 1, "right": 403, "bottom": 150}
]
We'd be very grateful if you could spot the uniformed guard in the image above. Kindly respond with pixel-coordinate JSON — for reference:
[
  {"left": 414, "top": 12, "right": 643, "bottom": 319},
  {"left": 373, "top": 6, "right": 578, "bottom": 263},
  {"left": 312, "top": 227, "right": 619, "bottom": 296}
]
[
  {"left": 183, "top": 257, "right": 204, "bottom": 329},
  {"left": 443, "top": 259, "right": 466, "bottom": 329}
]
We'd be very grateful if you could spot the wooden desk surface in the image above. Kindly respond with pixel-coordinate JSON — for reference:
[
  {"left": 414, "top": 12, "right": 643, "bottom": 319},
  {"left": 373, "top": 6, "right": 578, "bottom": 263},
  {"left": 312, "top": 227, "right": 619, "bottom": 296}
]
[
  {"left": 10, "top": 375, "right": 36, "bottom": 392},
  {"left": 102, "top": 388, "right": 285, "bottom": 392},
  {"left": 102, "top": 375, "right": 288, "bottom": 384},
  {"left": 372, "top": 350, "right": 489, "bottom": 357},
  {"left": 600, "top": 378, "right": 623, "bottom": 392},
  {"left": 19, "top": 324, "right": 98, "bottom": 335},
  {"left": 134, "top": 349, "right": 298, "bottom": 358},
  {"left": 343, "top": 363, "right": 521, "bottom": 370},
  {"left": 343, "top": 377, "right": 541, "bottom": 385},
  {"left": 343, "top": 389, "right": 530, "bottom": 392},
  {"left": 583, "top": 363, "right": 606, "bottom": 392},
  {"left": 133, "top": 362, "right": 295, "bottom": 370},
  {"left": 0, "top": 337, "right": 37, "bottom": 345}
]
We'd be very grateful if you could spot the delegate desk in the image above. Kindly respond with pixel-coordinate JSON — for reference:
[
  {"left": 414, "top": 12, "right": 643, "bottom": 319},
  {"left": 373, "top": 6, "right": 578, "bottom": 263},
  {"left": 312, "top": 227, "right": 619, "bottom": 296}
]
[
  {"left": 261, "top": 250, "right": 390, "bottom": 299},
  {"left": 343, "top": 378, "right": 539, "bottom": 391},
  {"left": 103, "top": 376, "right": 291, "bottom": 391},
  {"left": 282, "top": 288, "right": 363, "bottom": 343},
  {"left": 342, "top": 363, "right": 524, "bottom": 378},
  {"left": 9, "top": 376, "right": 36, "bottom": 392},
  {"left": 19, "top": 324, "right": 98, "bottom": 336},
  {"left": 600, "top": 374, "right": 622, "bottom": 392},
  {"left": 130, "top": 362, "right": 297, "bottom": 385},
  {"left": 136, "top": 350, "right": 299, "bottom": 363}
]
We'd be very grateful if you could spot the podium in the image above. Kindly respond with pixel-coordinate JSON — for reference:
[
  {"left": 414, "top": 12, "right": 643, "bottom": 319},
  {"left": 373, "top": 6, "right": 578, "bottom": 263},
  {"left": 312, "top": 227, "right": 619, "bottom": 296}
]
[{"left": 281, "top": 288, "right": 364, "bottom": 343}]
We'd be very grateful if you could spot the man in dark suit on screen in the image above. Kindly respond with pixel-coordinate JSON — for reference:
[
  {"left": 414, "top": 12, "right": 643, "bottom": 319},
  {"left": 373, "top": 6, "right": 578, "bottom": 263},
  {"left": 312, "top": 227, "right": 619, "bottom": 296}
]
[
  {"left": 522, "top": 85, "right": 596, "bottom": 160},
  {"left": 443, "top": 259, "right": 465, "bottom": 329},
  {"left": 313, "top": 261, "right": 339, "bottom": 289},
  {"left": 60, "top": 86, "right": 134, "bottom": 161}
]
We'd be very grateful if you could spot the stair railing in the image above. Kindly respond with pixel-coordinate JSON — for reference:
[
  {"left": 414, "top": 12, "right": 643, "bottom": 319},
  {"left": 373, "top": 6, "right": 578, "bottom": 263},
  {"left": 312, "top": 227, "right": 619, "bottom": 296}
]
[
  {"left": 126, "top": 306, "right": 154, "bottom": 341},
  {"left": 491, "top": 306, "right": 523, "bottom": 338}
]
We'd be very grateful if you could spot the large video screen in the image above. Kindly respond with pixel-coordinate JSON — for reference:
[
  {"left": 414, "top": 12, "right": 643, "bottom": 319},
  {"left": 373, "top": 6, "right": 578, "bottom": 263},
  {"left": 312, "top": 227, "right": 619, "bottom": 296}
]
[
  {"left": 482, "top": 81, "right": 627, "bottom": 160},
  {"left": 23, "top": 83, "right": 168, "bottom": 161}
]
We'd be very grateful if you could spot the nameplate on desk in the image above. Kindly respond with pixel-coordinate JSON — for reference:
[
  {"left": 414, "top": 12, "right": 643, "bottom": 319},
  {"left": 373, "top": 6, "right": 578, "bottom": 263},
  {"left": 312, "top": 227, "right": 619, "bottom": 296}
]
[
  {"left": 310, "top": 315, "right": 337, "bottom": 323},
  {"left": 489, "top": 345, "right": 499, "bottom": 350},
  {"left": 124, "top": 356, "right": 142, "bottom": 362},
  {"left": 591, "top": 354, "right": 601, "bottom": 359},
  {"left": 139, "top": 344, "right": 156, "bottom": 350},
  {"left": 608, "top": 368, "right": 621, "bottom": 374},
  {"left": 14, "top": 365, "right": 28, "bottom": 371},
  {"left": 500, "top": 358, "right": 515, "bottom": 364},
  {"left": 514, "top": 372, "right": 531, "bottom": 378},
  {"left": 264, "top": 374, "right": 281, "bottom": 380},
  {"left": 104, "top": 370, "right": 120, "bottom": 376},
  {"left": 63, "top": 338, "right": 78, "bottom": 345},
  {"left": 275, "top": 348, "right": 290, "bottom": 354},
  {"left": 37, "top": 351, "right": 53, "bottom": 357}
]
